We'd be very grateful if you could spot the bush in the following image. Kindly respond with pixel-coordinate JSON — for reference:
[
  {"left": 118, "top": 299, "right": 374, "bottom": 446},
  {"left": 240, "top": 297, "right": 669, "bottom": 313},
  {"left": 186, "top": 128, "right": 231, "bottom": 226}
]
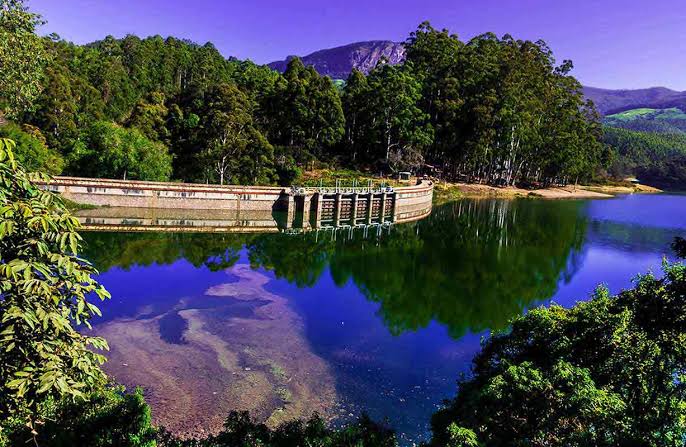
[
  {"left": 0, "top": 123, "right": 64, "bottom": 174},
  {"left": 431, "top": 262, "right": 686, "bottom": 447},
  {"left": 67, "top": 121, "right": 173, "bottom": 181},
  {"left": 4, "top": 387, "right": 156, "bottom": 447},
  {"left": 157, "top": 411, "right": 397, "bottom": 447}
]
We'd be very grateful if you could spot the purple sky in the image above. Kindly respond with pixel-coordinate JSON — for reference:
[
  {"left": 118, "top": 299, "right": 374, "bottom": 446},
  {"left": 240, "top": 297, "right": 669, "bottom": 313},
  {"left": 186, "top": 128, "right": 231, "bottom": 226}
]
[{"left": 30, "top": 0, "right": 686, "bottom": 90}]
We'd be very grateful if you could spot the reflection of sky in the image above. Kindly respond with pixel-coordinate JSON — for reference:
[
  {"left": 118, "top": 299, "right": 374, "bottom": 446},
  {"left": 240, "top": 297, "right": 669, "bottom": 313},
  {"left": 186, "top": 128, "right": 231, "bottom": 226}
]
[
  {"left": 93, "top": 260, "right": 230, "bottom": 324},
  {"left": 585, "top": 194, "right": 686, "bottom": 230},
  {"left": 551, "top": 194, "right": 685, "bottom": 307},
  {"left": 550, "top": 247, "right": 667, "bottom": 308},
  {"left": 267, "top": 271, "right": 476, "bottom": 444}
]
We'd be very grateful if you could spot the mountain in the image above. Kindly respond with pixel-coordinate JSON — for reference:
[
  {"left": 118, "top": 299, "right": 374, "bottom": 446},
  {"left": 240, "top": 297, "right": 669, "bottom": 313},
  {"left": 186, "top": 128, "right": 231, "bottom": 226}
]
[
  {"left": 583, "top": 86, "right": 686, "bottom": 115},
  {"left": 268, "top": 40, "right": 406, "bottom": 79}
]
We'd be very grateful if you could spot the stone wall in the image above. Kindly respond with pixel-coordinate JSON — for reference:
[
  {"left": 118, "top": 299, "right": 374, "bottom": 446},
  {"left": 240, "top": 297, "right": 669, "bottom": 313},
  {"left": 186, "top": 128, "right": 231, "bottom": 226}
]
[{"left": 42, "top": 176, "right": 290, "bottom": 211}]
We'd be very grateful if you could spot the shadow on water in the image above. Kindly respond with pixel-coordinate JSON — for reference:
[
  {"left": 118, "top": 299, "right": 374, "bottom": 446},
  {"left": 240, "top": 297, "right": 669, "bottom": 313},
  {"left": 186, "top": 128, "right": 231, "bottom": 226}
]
[
  {"left": 158, "top": 312, "right": 188, "bottom": 344},
  {"left": 156, "top": 296, "right": 273, "bottom": 345}
]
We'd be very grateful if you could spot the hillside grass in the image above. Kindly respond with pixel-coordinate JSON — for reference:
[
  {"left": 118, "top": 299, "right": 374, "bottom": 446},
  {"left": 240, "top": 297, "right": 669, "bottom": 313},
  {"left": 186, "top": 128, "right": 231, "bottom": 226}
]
[
  {"left": 606, "top": 107, "right": 686, "bottom": 122},
  {"left": 604, "top": 107, "right": 686, "bottom": 135}
]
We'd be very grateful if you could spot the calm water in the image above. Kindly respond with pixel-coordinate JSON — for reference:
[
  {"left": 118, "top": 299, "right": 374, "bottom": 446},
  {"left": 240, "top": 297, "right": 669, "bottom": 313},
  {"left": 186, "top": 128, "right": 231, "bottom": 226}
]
[{"left": 82, "top": 194, "right": 686, "bottom": 444}]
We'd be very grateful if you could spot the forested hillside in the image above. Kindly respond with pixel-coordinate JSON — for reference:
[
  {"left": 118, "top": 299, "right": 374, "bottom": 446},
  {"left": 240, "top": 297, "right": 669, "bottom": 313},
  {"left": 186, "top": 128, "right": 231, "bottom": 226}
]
[
  {"left": 4, "top": 4, "right": 603, "bottom": 188},
  {"left": 604, "top": 127, "right": 686, "bottom": 187},
  {"left": 604, "top": 108, "right": 686, "bottom": 134}
]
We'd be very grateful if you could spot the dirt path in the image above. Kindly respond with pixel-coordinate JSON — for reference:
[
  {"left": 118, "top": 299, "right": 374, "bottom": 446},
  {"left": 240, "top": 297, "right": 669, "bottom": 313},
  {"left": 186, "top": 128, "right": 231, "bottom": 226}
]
[{"left": 435, "top": 182, "right": 661, "bottom": 200}]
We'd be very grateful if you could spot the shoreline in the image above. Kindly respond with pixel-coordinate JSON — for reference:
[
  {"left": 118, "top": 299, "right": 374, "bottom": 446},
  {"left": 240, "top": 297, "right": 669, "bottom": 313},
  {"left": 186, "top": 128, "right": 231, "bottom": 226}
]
[{"left": 433, "top": 181, "right": 662, "bottom": 202}]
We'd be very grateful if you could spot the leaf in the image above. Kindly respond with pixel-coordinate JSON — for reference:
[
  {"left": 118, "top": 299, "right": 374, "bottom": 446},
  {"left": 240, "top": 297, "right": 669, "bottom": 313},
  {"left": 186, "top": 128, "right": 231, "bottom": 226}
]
[{"left": 68, "top": 232, "right": 78, "bottom": 254}]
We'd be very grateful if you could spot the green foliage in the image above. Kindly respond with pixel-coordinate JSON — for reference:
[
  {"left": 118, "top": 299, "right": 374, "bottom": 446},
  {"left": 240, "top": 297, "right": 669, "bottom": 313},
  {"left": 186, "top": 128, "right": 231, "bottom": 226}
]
[
  {"left": 445, "top": 424, "right": 479, "bottom": 447},
  {"left": 0, "top": 0, "right": 49, "bottom": 118},
  {"left": 350, "top": 63, "right": 433, "bottom": 171},
  {"left": 67, "top": 121, "right": 173, "bottom": 181},
  {"left": 603, "top": 126, "right": 686, "bottom": 187},
  {"left": 0, "top": 123, "right": 64, "bottom": 173},
  {"left": 127, "top": 91, "right": 171, "bottom": 144},
  {"left": 431, "top": 262, "right": 686, "bottom": 447},
  {"left": 81, "top": 231, "right": 247, "bottom": 272},
  {"left": 184, "top": 83, "right": 275, "bottom": 185},
  {"left": 157, "top": 411, "right": 397, "bottom": 447},
  {"left": 23, "top": 32, "right": 291, "bottom": 184},
  {"left": 0, "top": 138, "right": 111, "bottom": 431},
  {"left": 4, "top": 387, "right": 156, "bottom": 447}
]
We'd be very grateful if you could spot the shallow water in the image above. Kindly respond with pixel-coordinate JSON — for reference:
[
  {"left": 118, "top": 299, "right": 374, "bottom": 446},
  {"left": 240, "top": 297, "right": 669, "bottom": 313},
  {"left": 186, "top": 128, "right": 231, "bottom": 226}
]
[{"left": 82, "top": 194, "right": 686, "bottom": 443}]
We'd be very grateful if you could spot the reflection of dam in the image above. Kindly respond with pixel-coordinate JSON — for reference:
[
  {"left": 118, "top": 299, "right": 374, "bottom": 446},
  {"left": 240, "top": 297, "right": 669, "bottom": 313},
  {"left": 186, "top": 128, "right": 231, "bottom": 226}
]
[
  {"left": 43, "top": 176, "right": 433, "bottom": 233},
  {"left": 75, "top": 208, "right": 288, "bottom": 233},
  {"left": 73, "top": 191, "right": 432, "bottom": 233}
]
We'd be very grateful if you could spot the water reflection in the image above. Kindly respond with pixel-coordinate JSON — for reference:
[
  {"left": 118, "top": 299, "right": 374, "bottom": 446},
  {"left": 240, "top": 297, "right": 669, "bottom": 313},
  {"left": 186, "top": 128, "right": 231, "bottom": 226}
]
[{"left": 83, "top": 199, "right": 588, "bottom": 338}]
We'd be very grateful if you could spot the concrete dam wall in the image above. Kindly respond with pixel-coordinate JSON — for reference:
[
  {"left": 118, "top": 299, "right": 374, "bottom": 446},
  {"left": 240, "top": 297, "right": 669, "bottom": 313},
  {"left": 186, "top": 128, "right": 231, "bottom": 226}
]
[{"left": 42, "top": 176, "right": 433, "bottom": 232}]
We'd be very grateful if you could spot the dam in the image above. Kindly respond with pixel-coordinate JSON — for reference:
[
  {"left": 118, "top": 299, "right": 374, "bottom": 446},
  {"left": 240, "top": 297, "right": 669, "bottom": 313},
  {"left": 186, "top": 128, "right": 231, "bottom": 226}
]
[{"left": 40, "top": 176, "right": 434, "bottom": 232}]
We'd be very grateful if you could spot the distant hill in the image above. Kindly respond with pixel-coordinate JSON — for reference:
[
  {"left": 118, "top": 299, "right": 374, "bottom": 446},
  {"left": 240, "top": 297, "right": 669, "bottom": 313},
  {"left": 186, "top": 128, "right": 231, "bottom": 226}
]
[
  {"left": 604, "top": 126, "right": 686, "bottom": 188},
  {"left": 584, "top": 86, "right": 686, "bottom": 115},
  {"left": 268, "top": 40, "right": 406, "bottom": 79},
  {"left": 604, "top": 108, "right": 686, "bottom": 134}
]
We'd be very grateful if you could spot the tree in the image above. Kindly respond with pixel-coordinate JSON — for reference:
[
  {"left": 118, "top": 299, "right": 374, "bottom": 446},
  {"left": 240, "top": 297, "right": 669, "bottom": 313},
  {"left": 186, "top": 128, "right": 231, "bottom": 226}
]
[
  {"left": 67, "top": 121, "right": 173, "bottom": 181},
  {"left": 29, "top": 65, "right": 81, "bottom": 151},
  {"left": 265, "top": 58, "right": 344, "bottom": 159},
  {"left": 363, "top": 63, "right": 433, "bottom": 171},
  {"left": 0, "top": 0, "right": 49, "bottom": 119},
  {"left": 404, "top": 22, "right": 464, "bottom": 165},
  {"left": 402, "top": 23, "right": 604, "bottom": 186},
  {"left": 0, "top": 123, "right": 64, "bottom": 174},
  {"left": 603, "top": 126, "right": 686, "bottom": 188},
  {"left": 0, "top": 138, "right": 111, "bottom": 436},
  {"left": 194, "top": 83, "right": 275, "bottom": 185},
  {"left": 341, "top": 69, "right": 370, "bottom": 163},
  {"left": 431, "top": 262, "right": 686, "bottom": 447},
  {"left": 126, "top": 91, "right": 170, "bottom": 144}
]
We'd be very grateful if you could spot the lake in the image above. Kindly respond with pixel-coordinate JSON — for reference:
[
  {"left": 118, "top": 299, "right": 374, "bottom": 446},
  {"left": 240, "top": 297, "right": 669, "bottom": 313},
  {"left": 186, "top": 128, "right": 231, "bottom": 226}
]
[{"left": 81, "top": 193, "right": 686, "bottom": 444}]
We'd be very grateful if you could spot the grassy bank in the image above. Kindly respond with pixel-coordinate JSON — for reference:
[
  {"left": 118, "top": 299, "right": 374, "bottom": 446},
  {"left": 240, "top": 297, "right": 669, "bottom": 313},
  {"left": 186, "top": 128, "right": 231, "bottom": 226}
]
[{"left": 61, "top": 197, "right": 99, "bottom": 211}]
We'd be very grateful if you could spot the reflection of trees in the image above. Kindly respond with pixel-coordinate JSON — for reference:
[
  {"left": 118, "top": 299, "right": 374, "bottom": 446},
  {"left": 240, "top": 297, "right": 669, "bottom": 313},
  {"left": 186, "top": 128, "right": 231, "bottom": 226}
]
[
  {"left": 82, "top": 199, "right": 588, "bottom": 339},
  {"left": 82, "top": 232, "right": 252, "bottom": 272},
  {"left": 587, "top": 220, "right": 682, "bottom": 255},
  {"left": 328, "top": 200, "right": 588, "bottom": 338},
  {"left": 246, "top": 235, "right": 333, "bottom": 288}
]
